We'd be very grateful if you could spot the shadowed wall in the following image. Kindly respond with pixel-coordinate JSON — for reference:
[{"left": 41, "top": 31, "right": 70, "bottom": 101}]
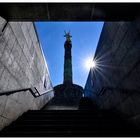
[
  {"left": 0, "top": 17, "right": 54, "bottom": 130},
  {"left": 85, "top": 17, "right": 140, "bottom": 126}
]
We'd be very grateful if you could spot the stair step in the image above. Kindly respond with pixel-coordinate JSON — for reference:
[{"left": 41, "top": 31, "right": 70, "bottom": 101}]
[
  {"left": 27, "top": 110, "right": 96, "bottom": 113},
  {"left": 24, "top": 112, "right": 98, "bottom": 116},
  {"left": 1, "top": 129, "right": 136, "bottom": 137},
  {"left": 18, "top": 116, "right": 101, "bottom": 121},
  {"left": 14, "top": 113, "right": 120, "bottom": 117},
  {"left": 3, "top": 123, "right": 129, "bottom": 133},
  {"left": 26, "top": 110, "right": 114, "bottom": 115},
  {"left": 13, "top": 120, "right": 124, "bottom": 127},
  {"left": 12, "top": 119, "right": 115, "bottom": 125},
  {"left": 1, "top": 129, "right": 136, "bottom": 136},
  {"left": 0, "top": 109, "right": 135, "bottom": 137},
  {"left": 12, "top": 119, "right": 121, "bottom": 126}
]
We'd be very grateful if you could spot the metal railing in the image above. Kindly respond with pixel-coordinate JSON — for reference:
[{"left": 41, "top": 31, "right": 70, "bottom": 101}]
[
  {"left": 85, "top": 86, "right": 140, "bottom": 97},
  {"left": 0, "top": 87, "right": 53, "bottom": 98},
  {"left": 0, "top": 21, "right": 8, "bottom": 37}
]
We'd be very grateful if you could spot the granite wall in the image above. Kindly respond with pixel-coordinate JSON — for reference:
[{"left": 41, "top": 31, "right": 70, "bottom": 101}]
[
  {"left": 0, "top": 17, "right": 54, "bottom": 130},
  {"left": 85, "top": 18, "right": 140, "bottom": 125}
]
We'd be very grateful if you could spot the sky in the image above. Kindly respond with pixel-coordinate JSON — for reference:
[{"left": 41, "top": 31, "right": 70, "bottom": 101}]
[{"left": 35, "top": 22, "right": 104, "bottom": 88}]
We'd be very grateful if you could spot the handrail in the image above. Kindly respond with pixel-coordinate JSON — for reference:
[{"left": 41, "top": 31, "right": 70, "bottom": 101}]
[
  {"left": 0, "top": 87, "right": 53, "bottom": 98},
  {"left": 36, "top": 89, "right": 54, "bottom": 97},
  {"left": 0, "top": 21, "right": 8, "bottom": 37}
]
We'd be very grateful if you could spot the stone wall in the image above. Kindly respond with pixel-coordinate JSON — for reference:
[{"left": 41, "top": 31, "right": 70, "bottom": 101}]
[
  {"left": 85, "top": 18, "right": 140, "bottom": 124},
  {"left": 0, "top": 17, "right": 54, "bottom": 130}
]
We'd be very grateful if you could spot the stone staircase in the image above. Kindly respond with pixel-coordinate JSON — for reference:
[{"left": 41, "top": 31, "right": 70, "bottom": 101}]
[{"left": 0, "top": 109, "right": 138, "bottom": 137}]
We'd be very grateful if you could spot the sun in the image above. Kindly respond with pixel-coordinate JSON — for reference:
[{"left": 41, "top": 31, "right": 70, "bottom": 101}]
[
  {"left": 91, "top": 60, "right": 96, "bottom": 68},
  {"left": 84, "top": 58, "right": 97, "bottom": 70}
]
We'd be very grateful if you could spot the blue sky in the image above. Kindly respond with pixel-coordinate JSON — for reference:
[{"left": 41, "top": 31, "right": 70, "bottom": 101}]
[{"left": 35, "top": 22, "right": 104, "bottom": 88}]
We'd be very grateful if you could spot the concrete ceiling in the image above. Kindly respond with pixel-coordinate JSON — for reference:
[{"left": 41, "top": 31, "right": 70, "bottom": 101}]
[{"left": 0, "top": 3, "right": 140, "bottom": 21}]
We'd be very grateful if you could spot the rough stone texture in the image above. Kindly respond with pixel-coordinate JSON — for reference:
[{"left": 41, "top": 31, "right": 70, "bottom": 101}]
[
  {"left": 0, "top": 17, "right": 54, "bottom": 130},
  {"left": 84, "top": 18, "right": 140, "bottom": 126}
]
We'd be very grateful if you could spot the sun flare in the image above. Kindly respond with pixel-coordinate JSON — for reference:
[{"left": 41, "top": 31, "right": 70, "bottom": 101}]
[{"left": 84, "top": 58, "right": 97, "bottom": 70}]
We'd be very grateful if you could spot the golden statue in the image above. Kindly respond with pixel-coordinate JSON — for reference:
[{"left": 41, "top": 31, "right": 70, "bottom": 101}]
[{"left": 64, "top": 31, "right": 72, "bottom": 42}]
